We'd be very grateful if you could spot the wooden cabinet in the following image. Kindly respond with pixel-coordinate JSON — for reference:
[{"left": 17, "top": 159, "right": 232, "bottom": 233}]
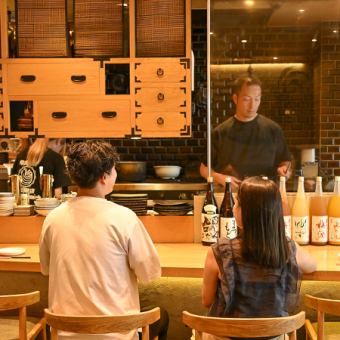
[{"left": 0, "top": 0, "right": 191, "bottom": 138}]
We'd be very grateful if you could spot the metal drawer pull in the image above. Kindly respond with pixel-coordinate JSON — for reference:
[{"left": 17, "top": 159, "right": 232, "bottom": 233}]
[
  {"left": 20, "top": 75, "right": 36, "bottom": 82},
  {"left": 157, "top": 117, "right": 164, "bottom": 125},
  {"left": 157, "top": 92, "right": 165, "bottom": 101},
  {"left": 156, "top": 68, "right": 164, "bottom": 77},
  {"left": 102, "top": 111, "right": 117, "bottom": 118},
  {"left": 71, "top": 75, "right": 86, "bottom": 83},
  {"left": 52, "top": 112, "right": 67, "bottom": 119}
]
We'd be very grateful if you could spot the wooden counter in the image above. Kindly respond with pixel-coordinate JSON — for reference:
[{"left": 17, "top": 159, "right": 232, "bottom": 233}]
[{"left": 1, "top": 243, "right": 339, "bottom": 280}]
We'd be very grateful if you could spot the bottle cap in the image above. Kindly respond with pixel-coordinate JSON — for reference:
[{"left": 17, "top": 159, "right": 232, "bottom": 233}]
[
  {"left": 298, "top": 176, "right": 304, "bottom": 181},
  {"left": 335, "top": 176, "right": 340, "bottom": 182},
  {"left": 225, "top": 176, "right": 231, "bottom": 183},
  {"left": 316, "top": 176, "right": 322, "bottom": 182},
  {"left": 280, "top": 176, "right": 285, "bottom": 182},
  {"left": 207, "top": 176, "right": 214, "bottom": 183}
]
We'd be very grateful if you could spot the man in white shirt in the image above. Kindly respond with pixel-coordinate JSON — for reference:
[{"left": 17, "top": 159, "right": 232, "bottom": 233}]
[{"left": 39, "top": 141, "right": 166, "bottom": 340}]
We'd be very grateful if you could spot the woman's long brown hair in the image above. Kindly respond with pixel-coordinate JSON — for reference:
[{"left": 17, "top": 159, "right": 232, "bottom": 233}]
[{"left": 238, "top": 176, "right": 290, "bottom": 268}]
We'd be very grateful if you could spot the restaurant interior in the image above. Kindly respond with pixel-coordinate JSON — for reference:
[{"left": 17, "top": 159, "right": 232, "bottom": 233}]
[{"left": 0, "top": 1, "right": 340, "bottom": 340}]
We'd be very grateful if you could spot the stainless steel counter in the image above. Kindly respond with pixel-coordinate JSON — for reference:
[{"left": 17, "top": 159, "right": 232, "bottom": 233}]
[{"left": 112, "top": 182, "right": 206, "bottom": 191}]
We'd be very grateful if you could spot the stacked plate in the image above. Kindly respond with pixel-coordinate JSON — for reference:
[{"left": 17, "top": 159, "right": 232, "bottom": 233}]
[
  {"left": 153, "top": 200, "right": 193, "bottom": 216},
  {"left": 34, "top": 198, "right": 60, "bottom": 216},
  {"left": 110, "top": 193, "right": 148, "bottom": 216},
  {"left": 0, "top": 193, "right": 15, "bottom": 216}
]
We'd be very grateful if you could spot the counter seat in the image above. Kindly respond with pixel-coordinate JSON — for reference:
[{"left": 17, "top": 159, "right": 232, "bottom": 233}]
[{"left": 1, "top": 243, "right": 339, "bottom": 280}]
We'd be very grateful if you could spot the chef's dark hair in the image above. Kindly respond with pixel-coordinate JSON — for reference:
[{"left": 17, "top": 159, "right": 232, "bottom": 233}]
[
  {"left": 232, "top": 74, "right": 262, "bottom": 95},
  {"left": 237, "top": 176, "right": 289, "bottom": 268},
  {"left": 67, "top": 141, "right": 119, "bottom": 188}
]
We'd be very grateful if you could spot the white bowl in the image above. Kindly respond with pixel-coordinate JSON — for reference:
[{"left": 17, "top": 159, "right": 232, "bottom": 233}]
[{"left": 153, "top": 165, "right": 182, "bottom": 179}]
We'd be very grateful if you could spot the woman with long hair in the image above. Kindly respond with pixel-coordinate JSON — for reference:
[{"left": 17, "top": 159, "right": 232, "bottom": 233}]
[
  {"left": 12, "top": 138, "right": 70, "bottom": 198},
  {"left": 202, "top": 176, "right": 316, "bottom": 339}
]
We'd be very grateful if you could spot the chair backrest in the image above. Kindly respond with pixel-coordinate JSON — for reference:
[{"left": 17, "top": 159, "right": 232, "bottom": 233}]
[
  {"left": 304, "top": 294, "right": 340, "bottom": 340},
  {"left": 0, "top": 291, "right": 44, "bottom": 340},
  {"left": 182, "top": 311, "right": 305, "bottom": 340},
  {"left": 44, "top": 307, "right": 160, "bottom": 340}
]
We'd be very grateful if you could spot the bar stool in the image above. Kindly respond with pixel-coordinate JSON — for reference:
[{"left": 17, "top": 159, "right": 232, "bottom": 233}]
[
  {"left": 182, "top": 310, "right": 305, "bottom": 340},
  {"left": 44, "top": 307, "right": 160, "bottom": 339},
  {"left": 305, "top": 294, "right": 340, "bottom": 340},
  {"left": 0, "top": 290, "right": 46, "bottom": 340}
]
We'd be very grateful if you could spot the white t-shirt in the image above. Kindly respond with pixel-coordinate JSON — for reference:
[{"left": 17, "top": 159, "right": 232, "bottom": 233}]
[{"left": 39, "top": 196, "right": 161, "bottom": 339}]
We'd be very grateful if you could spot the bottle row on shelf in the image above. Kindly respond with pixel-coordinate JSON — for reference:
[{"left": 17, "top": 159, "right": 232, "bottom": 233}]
[{"left": 200, "top": 175, "right": 340, "bottom": 246}]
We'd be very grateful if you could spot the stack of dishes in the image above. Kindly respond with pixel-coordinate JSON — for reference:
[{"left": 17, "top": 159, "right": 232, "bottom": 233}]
[
  {"left": 0, "top": 193, "right": 15, "bottom": 216},
  {"left": 34, "top": 198, "right": 60, "bottom": 216},
  {"left": 14, "top": 205, "right": 35, "bottom": 216},
  {"left": 153, "top": 201, "right": 193, "bottom": 216},
  {"left": 110, "top": 193, "right": 148, "bottom": 216}
]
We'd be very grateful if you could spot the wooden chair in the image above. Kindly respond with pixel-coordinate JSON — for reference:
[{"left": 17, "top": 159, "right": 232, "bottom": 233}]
[
  {"left": 304, "top": 294, "right": 340, "bottom": 340},
  {"left": 44, "top": 307, "right": 160, "bottom": 340},
  {"left": 0, "top": 291, "right": 46, "bottom": 340},
  {"left": 182, "top": 310, "right": 305, "bottom": 340}
]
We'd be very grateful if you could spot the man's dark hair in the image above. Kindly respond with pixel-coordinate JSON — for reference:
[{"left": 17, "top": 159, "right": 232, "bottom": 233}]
[
  {"left": 67, "top": 141, "right": 119, "bottom": 188},
  {"left": 232, "top": 74, "right": 262, "bottom": 95},
  {"left": 237, "top": 176, "right": 290, "bottom": 268}
]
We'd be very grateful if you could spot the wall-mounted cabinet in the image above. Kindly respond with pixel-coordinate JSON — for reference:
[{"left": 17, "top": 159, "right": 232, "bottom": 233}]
[{"left": 0, "top": 0, "right": 191, "bottom": 138}]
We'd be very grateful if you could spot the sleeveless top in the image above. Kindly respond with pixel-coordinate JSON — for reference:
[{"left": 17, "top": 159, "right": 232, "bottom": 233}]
[{"left": 208, "top": 237, "right": 301, "bottom": 323}]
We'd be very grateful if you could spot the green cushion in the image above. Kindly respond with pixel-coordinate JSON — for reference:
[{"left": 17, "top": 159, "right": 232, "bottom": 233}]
[
  {"left": 0, "top": 316, "right": 41, "bottom": 340},
  {"left": 311, "top": 322, "right": 340, "bottom": 340}
]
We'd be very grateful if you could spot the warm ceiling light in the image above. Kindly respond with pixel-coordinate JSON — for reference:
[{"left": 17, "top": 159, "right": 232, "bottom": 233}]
[
  {"left": 244, "top": 0, "right": 255, "bottom": 6},
  {"left": 209, "top": 32, "right": 214, "bottom": 35},
  {"left": 312, "top": 38, "right": 317, "bottom": 42},
  {"left": 273, "top": 57, "right": 278, "bottom": 60},
  {"left": 241, "top": 39, "right": 247, "bottom": 43},
  {"left": 333, "top": 30, "right": 338, "bottom": 34},
  {"left": 299, "top": 9, "right": 305, "bottom": 13}
]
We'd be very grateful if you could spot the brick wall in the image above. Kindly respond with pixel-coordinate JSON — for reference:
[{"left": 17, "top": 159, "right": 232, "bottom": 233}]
[{"left": 319, "top": 22, "right": 340, "bottom": 177}]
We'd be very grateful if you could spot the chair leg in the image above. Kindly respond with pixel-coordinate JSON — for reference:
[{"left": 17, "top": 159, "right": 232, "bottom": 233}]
[
  {"left": 51, "top": 327, "right": 58, "bottom": 340},
  {"left": 19, "top": 306, "right": 28, "bottom": 340},
  {"left": 141, "top": 325, "right": 150, "bottom": 340}
]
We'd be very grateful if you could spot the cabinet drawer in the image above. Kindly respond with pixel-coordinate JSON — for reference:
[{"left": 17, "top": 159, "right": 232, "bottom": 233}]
[
  {"left": 7, "top": 62, "right": 100, "bottom": 96},
  {"left": 135, "top": 111, "right": 190, "bottom": 137},
  {"left": 134, "top": 60, "right": 189, "bottom": 83},
  {"left": 37, "top": 99, "right": 130, "bottom": 137},
  {"left": 135, "top": 87, "right": 187, "bottom": 111}
]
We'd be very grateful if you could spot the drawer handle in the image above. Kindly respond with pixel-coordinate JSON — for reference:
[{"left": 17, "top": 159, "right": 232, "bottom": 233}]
[
  {"left": 20, "top": 75, "right": 36, "bottom": 82},
  {"left": 157, "top": 117, "right": 164, "bottom": 125},
  {"left": 102, "top": 111, "right": 117, "bottom": 118},
  {"left": 156, "top": 68, "right": 164, "bottom": 77},
  {"left": 52, "top": 112, "right": 67, "bottom": 119},
  {"left": 157, "top": 92, "right": 165, "bottom": 101},
  {"left": 71, "top": 75, "right": 86, "bottom": 83}
]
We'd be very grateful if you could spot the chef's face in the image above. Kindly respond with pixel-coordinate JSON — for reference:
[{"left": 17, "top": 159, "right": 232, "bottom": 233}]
[{"left": 233, "top": 84, "right": 261, "bottom": 121}]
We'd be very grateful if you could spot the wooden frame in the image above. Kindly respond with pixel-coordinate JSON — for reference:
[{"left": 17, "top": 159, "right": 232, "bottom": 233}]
[
  {"left": 182, "top": 310, "right": 305, "bottom": 340},
  {"left": 0, "top": 291, "right": 46, "bottom": 340},
  {"left": 45, "top": 306, "right": 160, "bottom": 340},
  {"left": 304, "top": 294, "right": 340, "bottom": 340}
]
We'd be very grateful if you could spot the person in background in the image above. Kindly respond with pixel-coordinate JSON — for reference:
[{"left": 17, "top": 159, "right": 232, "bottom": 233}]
[
  {"left": 39, "top": 140, "right": 168, "bottom": 340},
  {"left": 12, "top": 138, "right": 70, "bottom": 198},
  {"left": 202, "top": 177, "right": 317, "bottom": 340},
  {"left": 200, "top": 74, "right": 292, "bottom": 190}
]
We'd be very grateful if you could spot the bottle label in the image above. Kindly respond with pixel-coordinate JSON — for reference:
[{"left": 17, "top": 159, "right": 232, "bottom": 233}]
[
  {"left": 311, "top": 216, "right": 328, "bottom": 243},
  {"left": 284, "top": 215, "right": 291, "bottom": 238},
  {"left": 329, "top": 217, "right": 340, "bottom": 243},
  {"left": 201, "top": 213, "right": 219, "bottom": 243},
  {"left": 292, "top": 216, "right": 309, "bottom": 243},
  {"left": 203, "top": 204, "right": 217, "bottom": 214},
  {"left": 220, "top": 217, "right": 237, "bottom": 240}
]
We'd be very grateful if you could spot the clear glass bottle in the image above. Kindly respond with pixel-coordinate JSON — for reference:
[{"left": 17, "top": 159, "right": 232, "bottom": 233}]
[
  {"left": 219, "top": 176, "right": 237, "bottom": 240},
  {"left": 310, "top": 176, "right": 328, "bottom": 245},
  {"left": 201, "top": 176, "right": 219, "bottom": 246},
  {"left": 291, "top": 176, "right": 309, "bottom": 245},
  {"left": 279, "top": 176, "right": 291, "bottom": 238},
  {"left": 328, "top": 176, "right": 340, "bottom": 245}
]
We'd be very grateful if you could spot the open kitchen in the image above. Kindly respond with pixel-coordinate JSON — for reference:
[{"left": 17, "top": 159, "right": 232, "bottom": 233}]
[{"left": 1, "top": 1, "right": 340, "bottom": 340}]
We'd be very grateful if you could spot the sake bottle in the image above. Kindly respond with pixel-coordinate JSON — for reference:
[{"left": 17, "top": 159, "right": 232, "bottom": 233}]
[
  {"left": 328, "top": 176, "right": 340, "bottom": 245},
  {"left": 292, "top": 176, "right": 309, "bottom": 245},
  {"left": 219, "top": 177, "right": 237, "bottom": 239},
  {"left": 279, "top": 176, "right": 291, "bottom": 238},
  {"left": 201, "top": 176, "right": 219, "bottom": 246},
  {"left": 310, "top": 176, "right": 328, "bottom": 245}
]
